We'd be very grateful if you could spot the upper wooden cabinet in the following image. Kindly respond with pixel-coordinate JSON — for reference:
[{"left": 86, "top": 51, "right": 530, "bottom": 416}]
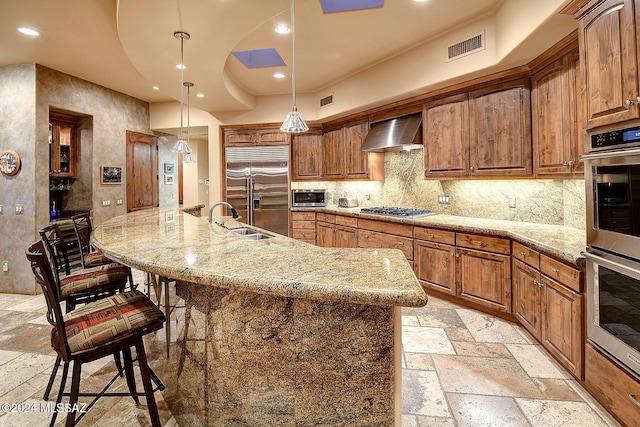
[
  {"left": 292, "top": 131, "right": 323, "bottom": 181},
  {"left": 323, "top": 122, "right": 384, "bottom": 181},
  {"left": 49, "top": 112, "right": 79, "bottom": 178},
  {"left": 578, "top": 0, "right": 640, "bottom": 129},
  {"left": 224, "top": 128, "right": 290, "bottom": 146},
  {"left": 532, "top": 49, "right": 584, "bottom": 177},
  {"left": 469, "top": 78, "right": 533, "bottom": 177},
  {"left": 423, "top": 93, "right": 469, "bottom": 178}
]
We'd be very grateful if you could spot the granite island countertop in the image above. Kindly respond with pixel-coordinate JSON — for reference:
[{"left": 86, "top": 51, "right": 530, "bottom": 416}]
[
  {"left": 91, "top": 208, "right": 427, "bottom": 307},
  {"left": 294, "top": 206, "right": 587, "bottom": 267}
]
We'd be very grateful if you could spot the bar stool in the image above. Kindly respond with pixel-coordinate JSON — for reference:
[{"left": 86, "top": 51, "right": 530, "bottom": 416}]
[
  {"left": 147, "top": 274, "right": 178, "bottom": 358},
  {"left": 26, "top": 241, "right": 166, "bottom": 427},
  {"left": 71, "top": 212, "right": 135, "bottom": 289}
]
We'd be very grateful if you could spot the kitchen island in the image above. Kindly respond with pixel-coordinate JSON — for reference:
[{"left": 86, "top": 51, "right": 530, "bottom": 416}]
[{"left": 92, "top": 208, "right": 427, "bottom": 426}]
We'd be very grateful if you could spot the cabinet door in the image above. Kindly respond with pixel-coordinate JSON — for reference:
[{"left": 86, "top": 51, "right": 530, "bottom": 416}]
[
  {"left": 541, "top": 274, "right": 584, "bottom": 378},
  {"left": 49, "top": 113, "right": 78, "bottom": 178},
  {"left": 323, "top": 128, "right": 344, "bottom": 178},
  {"left": 335, "top": 225, "right": 357, "bottom": 248},
  {"left": 457, "top": 247, "right": 512, "bottom": 313},
  {"left": 579, "top": 0, "right": 639, "bottom": 129},
  {"left": 316, "top": 222, "right": 335, "bottom": 248},
  {"left": 292, "top": 133, "right": 323, "bottom": 180},
  {"left": 414, "top": 240, "right": 456, "bottom": 296},
  {"left": 532, "top": 56, "right": 574, "bottom": 176},
  {"left": 224, "top": 130, "right": 257, "bottom": 146},
  {"left": 513, "top": 258, "right": 542, "bottom": 340},
  {"left": 423, "top": 93, "right": 469, "bottom": 178},
  {"left": 344, "top": 123, "right": 369, "bottom": 178},
  {"left": 257, "top": 129, "right": 289, "bottom": 146},
  {"left": 469, "top": 78, "right": 532, "bottom": 176}
]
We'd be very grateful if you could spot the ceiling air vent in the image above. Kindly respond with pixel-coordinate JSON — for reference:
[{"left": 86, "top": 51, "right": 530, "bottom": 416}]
[
  {"left": 319, "top": 94, "right": 333, "bottom": 108},
  {"left": 447, "top": 32, "right": 484, "bottom": 61}
]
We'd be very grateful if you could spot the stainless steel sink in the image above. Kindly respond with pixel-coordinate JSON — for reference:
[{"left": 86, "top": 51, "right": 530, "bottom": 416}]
[{"left": 229, "top": 227, "right": 272, "bottom": 240}]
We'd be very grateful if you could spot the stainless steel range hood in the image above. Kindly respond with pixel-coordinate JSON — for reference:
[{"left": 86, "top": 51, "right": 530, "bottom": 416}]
[{"left": 360, "top": 113, "right": 423, "bottom": 152}]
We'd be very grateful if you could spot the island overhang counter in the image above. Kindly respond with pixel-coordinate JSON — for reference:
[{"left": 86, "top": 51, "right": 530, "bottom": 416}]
[{"left": 92, "top": 208, "right": 428, "bottom": 426}]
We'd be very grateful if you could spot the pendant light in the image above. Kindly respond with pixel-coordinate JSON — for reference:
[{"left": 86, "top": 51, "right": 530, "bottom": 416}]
[
  {"left": 183, "top": 81, "right": 196, "bottom": 163},
  {"left": 280, "top": 0, "right": 308, "bottom": 133},
  {"left": 172, "top": 31, "right": 192, "bottom": 153}
]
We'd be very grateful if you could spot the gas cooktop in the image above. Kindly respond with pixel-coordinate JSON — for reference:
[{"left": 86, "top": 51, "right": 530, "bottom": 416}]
[{"left": 359, "top": 206, "right": 436, "bottom": 218}]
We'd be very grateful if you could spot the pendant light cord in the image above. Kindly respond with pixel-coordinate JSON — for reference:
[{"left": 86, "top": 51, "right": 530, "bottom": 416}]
[
  {"left": 291, "top": 0, "right": 297, "bottom": 109},
  {"left": 179, "top": 35, "right": 185, "bottom": 139}
]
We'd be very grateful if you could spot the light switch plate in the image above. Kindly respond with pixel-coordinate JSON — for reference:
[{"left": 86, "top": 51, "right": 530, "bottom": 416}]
[
  {"left": 15, "top": 204, "right": 23, "bottom": 214},
  {"left": 2, "top": 261, "right": 8, "bottom": 272},
  {"left": 0, "top": 205, "right": 3, "bottom": 214}
]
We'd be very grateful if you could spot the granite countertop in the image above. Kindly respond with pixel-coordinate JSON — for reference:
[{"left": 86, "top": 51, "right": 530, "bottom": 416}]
[
  {"left": 91, "top": 208, "right": 427, "bottom": 307},
  {"left": 295, "top": 206, "right": 587, "bottom": 267}
]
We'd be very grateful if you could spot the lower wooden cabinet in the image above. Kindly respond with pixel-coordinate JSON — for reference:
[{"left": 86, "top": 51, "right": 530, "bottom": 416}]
[
  {"left": 513, "top": 258, "right": 543, "bottom": 340},
  {"left": 316, "top": 214, "right": 358, "bottom": 248},
  {"left": 414, "top": 227, "right": 456, "bottom": 296},
  {"left": 290, "top": 211, "right": 317, "bottom": 244},
  {"left": 585, "top": 343, "right": 640, "bottom": 427},
  {"left": 358, "top": 219, "right": 413, "bottom": 263}
]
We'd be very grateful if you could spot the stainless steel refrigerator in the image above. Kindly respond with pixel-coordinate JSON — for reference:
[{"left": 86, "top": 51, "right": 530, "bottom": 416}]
[{"left": 225, "top": 145, "right": 290, "bottom": 236}]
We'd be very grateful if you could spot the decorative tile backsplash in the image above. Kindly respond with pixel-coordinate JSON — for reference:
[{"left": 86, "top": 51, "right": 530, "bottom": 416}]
[{"left": 292, "top": 150, "right": 586, "bottom": 230}]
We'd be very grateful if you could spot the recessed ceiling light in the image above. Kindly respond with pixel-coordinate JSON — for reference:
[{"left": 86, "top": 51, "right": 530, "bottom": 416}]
[
  {"left": 18, "top": 27, "right": 40, "bottom": 36},
  {"left": 275, "top": 25, "right": 290, "bottom": 34},
  {"left": 152, "top": 86, "right": 159, "bottom": 90},
  {"left": 196, "top": 93, "right": 205, "bottom": 98},
  {"left": 176, "top": 64, "right": 186, "bottom": 70},
  {"left": 273, "top": 72, "right": 285, "bottom": 79}
]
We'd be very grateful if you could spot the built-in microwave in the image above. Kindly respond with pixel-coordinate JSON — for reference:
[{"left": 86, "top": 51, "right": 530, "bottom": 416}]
[
  {"left": 584, "top": 127, "right": 640, "bottom": 261},
  {"left": 291, "top": 189, "right": 327, "bottom": 207}
]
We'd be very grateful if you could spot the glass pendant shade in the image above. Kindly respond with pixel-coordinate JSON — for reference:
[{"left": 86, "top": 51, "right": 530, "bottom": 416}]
[
  {"left": 172, "top": 137, "right": 190, "bottom": 153},
  {"left": 280, "top": 107, "right": 309, "bottom": 133},
  {"left": 183, "top": 152, "right": 196, "bottom": 163},
  {"left": 281, "top": 0, "right": 308, "bottom": 133}
]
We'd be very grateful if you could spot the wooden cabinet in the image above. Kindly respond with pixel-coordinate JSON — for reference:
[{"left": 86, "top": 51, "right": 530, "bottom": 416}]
[
  {"left": 512, "top": 242, "right": 584, "bottom": 378},
  {"left": 290, "top": 211, "right": 316, "bottom": 244},
  {"left": 532, "top": 50, "right": 584, "bottom": 177},
  {"left": 223, "top": 127, "right": 289, "bottom": 146},
  {"left": 469, "top": 78, "right": 533, "bottom": 177},
  {"left": 456, "top": 233, "right": 512, "bottom": 313},
  {"left": 321, "top": 122, "right": 384, "bottom": 181},
  {"left": 585, "top": 343, "right": 640, "bottom": 427},
  {"left": 578, "top": 0, "right": 640, "bottom": 129},
  {"left": 292, "top": 132, "right": 323, "bottom": 181},
  {"left": 358, "top": 218, "right": 413, "bottom": 267},
  {"left": 423, "top": 93, "right": 469, "bottom": 178},
  {"left": 316, "top": 213, "right": 358, "bottom": 248},
  {"left": 49, "top": 112, "right": 79, "bottom": 178},
  {"left": 414, "top": 227, "right": 456, "bottom": 296}
]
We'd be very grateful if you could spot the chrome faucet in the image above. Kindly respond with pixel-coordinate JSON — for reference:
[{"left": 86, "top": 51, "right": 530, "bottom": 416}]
[{"left": 208, "top": 202, "right": 240, "bottom": 225}]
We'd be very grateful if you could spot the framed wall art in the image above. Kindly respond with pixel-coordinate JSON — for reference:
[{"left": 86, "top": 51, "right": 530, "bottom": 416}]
[
  {"left": 101, "top": 166, "right": 122, "bottom": 184},
  {"left": 164, "top": 163, "right": 175, "bottom": 174},
  {"left": 164, "top": 174, "right": 175, "bottom": 185}
]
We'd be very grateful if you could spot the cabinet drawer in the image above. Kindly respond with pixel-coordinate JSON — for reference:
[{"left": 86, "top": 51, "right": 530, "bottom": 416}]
[
  {"left": 585, "top": 344, "right": 640, "bottom": 427},
  {"left": 316, "top": 213, "right": 335, "bottom": 224},
  {"left": 600, "top": 207, "right": 631, "bottom": 218},
  {"left": 291, "top": 229, "right": 316, "bottom": 240},
  {"left": 457, "top": 233, "right": 510, "bottom": 255},
  {"left": 513, "top": 241, "right": 540, "bottom": 269},
  {"left": 358, "top": 229, "right": 413, "bottom": 260},
  {"left": 335, "top": 215, "right": 357, "bottom": 227},
  {"left": 414, "top": 227, "right": 455, "bottom": 245},
  {"left": 291, "top": 220, "right": 316, "bottom": 230},
  {"left": 291, "top": 211, "right": 316, "bottom": 221},
  {"left": 540, "top": 255, "right": 582, "bottom": 293},
  {"left": 358, "top": 218, "right": 413, "bottom": 238},
  {"left": 600, "top": 217, "right": 631, "bottom": 229}
]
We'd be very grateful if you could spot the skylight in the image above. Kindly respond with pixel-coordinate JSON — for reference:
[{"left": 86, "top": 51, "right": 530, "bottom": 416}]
[
  {"left": 231, "top": 48, "right": 286, "bottom": 69},
  {"left": 320, "top": 0, "right": 384, "bottom": 14}
]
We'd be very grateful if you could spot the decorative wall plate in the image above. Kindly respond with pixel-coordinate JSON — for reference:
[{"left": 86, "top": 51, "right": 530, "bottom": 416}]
[{"left": 0, "top": 150, "right": 21, "bottom": 176}]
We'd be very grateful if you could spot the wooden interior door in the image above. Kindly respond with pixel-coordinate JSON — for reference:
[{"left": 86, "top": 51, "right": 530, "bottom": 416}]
[{"left": 126, "top": 131, "right": 158, "bottom": 212}]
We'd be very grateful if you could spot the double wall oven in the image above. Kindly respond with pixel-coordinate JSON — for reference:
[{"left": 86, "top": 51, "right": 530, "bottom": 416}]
[{"left": 583, "top": 125, "right": 640, "bottom": 379}]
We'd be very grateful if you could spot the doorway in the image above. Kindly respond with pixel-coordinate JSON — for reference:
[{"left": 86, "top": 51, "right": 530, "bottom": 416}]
[{"left": 126, "top": 131, "right": 158, "bottom": 212}]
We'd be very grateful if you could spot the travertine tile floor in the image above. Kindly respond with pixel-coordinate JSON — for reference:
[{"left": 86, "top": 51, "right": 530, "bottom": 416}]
[{"left": 0, "top": 270, "right": 622, "bottom": 426}]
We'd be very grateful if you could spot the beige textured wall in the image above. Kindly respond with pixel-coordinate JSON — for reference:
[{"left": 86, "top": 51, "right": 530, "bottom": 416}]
[
  {"left": 292, "top": 150, "right": 586, "bottom": 230},
  {"left": 0, "top": 64, "right": 154, "bottom": 294}
]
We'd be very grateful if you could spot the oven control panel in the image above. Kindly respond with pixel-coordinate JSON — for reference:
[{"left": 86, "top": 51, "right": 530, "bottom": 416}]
[{"left": 591, "top": 126, "right": 640, "bottom": 149}]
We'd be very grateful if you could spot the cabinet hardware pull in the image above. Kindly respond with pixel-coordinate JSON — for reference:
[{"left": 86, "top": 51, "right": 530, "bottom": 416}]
[
  {"left": 552, "top": 268, "right": 559, "bottom": 273},
  {"left": 533, "top": 279, "right": 539, "bottom": 286},
  {"left": 520, "top": 252, "right": 526, "bottom": 257},
  {"left": 429, "top": 233, "right": 435, "bottom": 238},
  {"left": 629, "top": 394, "right": 640, "bottom": 409},
  {"left": 470, "top": 166, "right": 475, "bottom": 172},
  {"left": 636, "top": 96, "right": 640, "bottom": 104},
  {"left": 567, "top": 160, "right": 574, "bottom": 165},
  {"left": 397, "top": 242, "right": 404, "bottom": 246},
  {"left": 625, "top": 99, "right": 635, "bottom": 107}
]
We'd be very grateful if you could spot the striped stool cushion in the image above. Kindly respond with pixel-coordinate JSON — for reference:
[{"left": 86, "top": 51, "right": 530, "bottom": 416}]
[
  {"left": 60, "top": 265, "right": 129, "bottom": 298},
  {"left": 52, "top": 290, "right": 165, "bottom": 354},
  {"left": 84, "top": 251, "right": 112, "bottom": 268}
]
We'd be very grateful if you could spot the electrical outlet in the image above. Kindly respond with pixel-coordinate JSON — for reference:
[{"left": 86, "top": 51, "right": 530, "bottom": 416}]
[
  {"left": 508, "top": 196, "right": 516, "bottom": 208},
  {"left": 438, "top": 195, "right": 451, "bottom": 204},
  {"left": 102, "top": 200, "right": 111, "bottom": 207},
  {"left": 116, "top": 199, "right": 123, "bottom": 205},
  {"left": 0, "top": 205, "right": 3, "bottom": 214},
  {"left": 2, "top": 261, "right": 8, "bottom": 272},
  {"left": 15, "top": 204, "right": 23, "bottom": 214}
]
